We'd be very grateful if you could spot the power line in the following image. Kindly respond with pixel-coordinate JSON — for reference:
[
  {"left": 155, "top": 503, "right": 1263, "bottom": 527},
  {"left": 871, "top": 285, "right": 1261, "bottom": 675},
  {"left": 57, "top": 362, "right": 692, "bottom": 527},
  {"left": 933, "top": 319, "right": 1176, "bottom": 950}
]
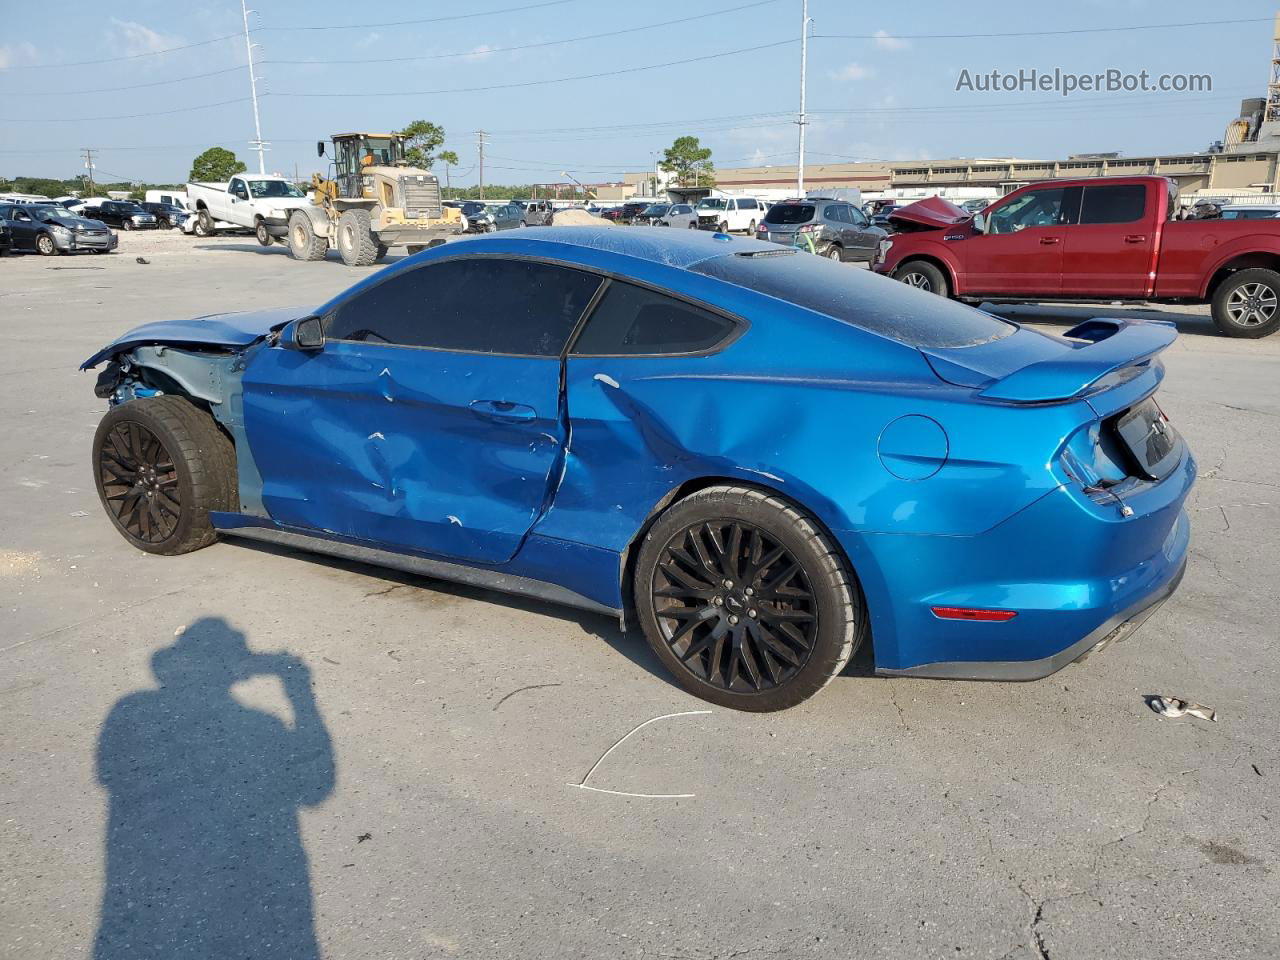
[
  {"left": 0, "top": 97, "right": 251, "bottom": 123},
  {"left": 275, "top": 39, "right": 796, "bottom": 97},
  {"left": 4, "top": 33, "right": 241, "bottom": 69},
  {"left": 266, "top": 0, "right": 781, "bottom": 64},
  {"left": 814, "top": 17, "right": 1268, "bottom": 41},
  {"left": 257, "top": 0, "right": 572, "bottom": 32}
]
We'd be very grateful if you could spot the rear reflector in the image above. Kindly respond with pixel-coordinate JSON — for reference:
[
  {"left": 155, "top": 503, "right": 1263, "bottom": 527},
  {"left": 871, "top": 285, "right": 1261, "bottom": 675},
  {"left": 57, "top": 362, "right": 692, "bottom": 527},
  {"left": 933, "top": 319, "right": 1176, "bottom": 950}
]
[{"left": 931, "top": 606, "right": 1018, "bottom": 622}]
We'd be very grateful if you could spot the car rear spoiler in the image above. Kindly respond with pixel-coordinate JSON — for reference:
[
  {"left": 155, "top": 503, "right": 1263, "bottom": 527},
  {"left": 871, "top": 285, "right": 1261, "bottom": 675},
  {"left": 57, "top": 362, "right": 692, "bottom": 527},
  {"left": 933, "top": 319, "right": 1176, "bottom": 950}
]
[{"left": 978, "top": 318, "right": 1177, "bottom": 403}]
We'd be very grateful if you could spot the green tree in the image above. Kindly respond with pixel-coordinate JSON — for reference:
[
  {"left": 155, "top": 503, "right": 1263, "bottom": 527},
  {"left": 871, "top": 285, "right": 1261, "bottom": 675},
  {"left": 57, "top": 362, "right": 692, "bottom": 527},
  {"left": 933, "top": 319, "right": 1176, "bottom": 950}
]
[
  {"left": 659, "top": 136, "right": 714, "bottom": 187},
  {"left": 189, "top": 147, "right": 247, "bottom": 182},
  {"left": 398, "top": 120, "right": 446, "bottom": 170},
  {"left": 438, "top": 150, "right": 459, "bottom": 189}
]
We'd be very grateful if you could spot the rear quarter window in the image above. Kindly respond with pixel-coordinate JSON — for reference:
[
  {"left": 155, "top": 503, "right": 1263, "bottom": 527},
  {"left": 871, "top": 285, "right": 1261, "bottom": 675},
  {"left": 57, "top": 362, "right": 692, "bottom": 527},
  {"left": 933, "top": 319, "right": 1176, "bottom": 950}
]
[
  {"left": 691, "top": 251, "right": 1014, "bottom": 348},
  {"left": 572, "top": 281, "right": 738, "bottom": 355}
]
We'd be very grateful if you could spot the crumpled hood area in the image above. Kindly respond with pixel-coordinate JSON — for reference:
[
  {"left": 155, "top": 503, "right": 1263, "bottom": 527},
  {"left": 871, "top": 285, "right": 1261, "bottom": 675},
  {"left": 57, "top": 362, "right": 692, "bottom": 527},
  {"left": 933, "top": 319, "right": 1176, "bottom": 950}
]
[
  {"left": 80, "top": 304, "right": 313, "bottom": 369},
  {"left": 888, "top": 196, "right": 972, "bottom": 230}
]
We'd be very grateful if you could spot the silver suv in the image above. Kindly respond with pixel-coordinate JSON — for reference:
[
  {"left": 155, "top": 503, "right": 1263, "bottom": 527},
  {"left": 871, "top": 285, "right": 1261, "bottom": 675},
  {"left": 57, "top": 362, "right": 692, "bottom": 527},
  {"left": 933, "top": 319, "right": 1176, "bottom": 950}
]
[{"left": 755, "top": 198, "right": 887, "bottom": 262}]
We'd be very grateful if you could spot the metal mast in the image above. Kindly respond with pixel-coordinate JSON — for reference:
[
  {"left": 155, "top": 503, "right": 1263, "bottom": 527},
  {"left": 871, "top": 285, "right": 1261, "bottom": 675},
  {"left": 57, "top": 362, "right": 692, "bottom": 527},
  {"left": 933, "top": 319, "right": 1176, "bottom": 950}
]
[
  {"left": 241, "top": 0, "right": 267, "bottom": 174},
  {"left": 796, "top": 0, "right": 811, "bottom": 195}
]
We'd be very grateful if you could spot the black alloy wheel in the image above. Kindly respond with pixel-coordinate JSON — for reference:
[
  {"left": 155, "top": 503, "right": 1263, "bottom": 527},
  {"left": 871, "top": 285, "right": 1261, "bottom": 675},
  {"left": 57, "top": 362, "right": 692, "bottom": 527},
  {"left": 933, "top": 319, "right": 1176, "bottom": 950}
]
[
  {"left": 651, "top": 519, "right": 819, "bottom": 693},
  {"left": 98, "top": 421, "right": 182, "bottom": 544}
]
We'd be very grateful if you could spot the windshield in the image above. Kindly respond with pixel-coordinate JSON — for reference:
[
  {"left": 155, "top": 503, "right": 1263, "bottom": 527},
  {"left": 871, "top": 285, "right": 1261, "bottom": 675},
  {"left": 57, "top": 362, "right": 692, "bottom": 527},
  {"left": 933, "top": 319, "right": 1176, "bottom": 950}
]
[
  {"left": 697, "top": 198, "right": 725, "bottom": 210},
  {"left": 29, "top": 205, "right": 64, "bottom": 222},
  {"left": 247, "top": 180, "right": 306, "bottom": 199},
  {"left": 764, "top": 203, "right": 815, "bottom": 225},
  {"left": 461, "top": 202, "right": 486, "bottom": 216},
  {"left": 692, "top": 251, "right": 1014, "bottom": 349}
]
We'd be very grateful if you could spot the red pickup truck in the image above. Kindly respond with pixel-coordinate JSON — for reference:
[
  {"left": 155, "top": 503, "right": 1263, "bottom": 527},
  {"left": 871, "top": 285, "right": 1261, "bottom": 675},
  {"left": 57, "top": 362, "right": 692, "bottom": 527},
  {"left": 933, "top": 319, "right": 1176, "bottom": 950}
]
[{"left": 872, "top": 175, "right": 1280, "bottom": 338}]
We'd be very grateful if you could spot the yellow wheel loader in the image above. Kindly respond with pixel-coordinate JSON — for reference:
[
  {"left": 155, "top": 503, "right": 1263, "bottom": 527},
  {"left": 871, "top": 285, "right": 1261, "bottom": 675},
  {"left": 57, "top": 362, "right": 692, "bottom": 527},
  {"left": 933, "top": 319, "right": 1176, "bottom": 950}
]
[{"left": 288, "top": 132, "right": 463, "bottom": 266}]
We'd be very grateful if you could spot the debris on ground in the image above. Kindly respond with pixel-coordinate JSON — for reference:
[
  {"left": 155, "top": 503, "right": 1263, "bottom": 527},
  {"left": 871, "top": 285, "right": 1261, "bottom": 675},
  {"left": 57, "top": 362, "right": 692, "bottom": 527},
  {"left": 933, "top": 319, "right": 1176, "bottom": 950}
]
[
  {"left": 356, "top": 832, "right": 372, "bottom": 843},
  {"left": 568, "top": 710, "right": 711, "bottom": 799},
  {"left": 135, "top": 257, "right": 150, "bottom": 264},
  {"left": 1145, "top": 695, "right": 1218, "bottom": 722}
]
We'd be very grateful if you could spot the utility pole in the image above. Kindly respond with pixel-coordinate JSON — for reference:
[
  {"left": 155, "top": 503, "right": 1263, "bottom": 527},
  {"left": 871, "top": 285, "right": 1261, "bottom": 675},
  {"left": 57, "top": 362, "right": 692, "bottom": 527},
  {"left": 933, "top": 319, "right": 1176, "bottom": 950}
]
[
  {"left": 80, "top": 148, "right": 96, "bottom": 196},
  {"left": 796, "top": 0, "right": 810, "bottom": 195},
  {"left": 475, "top": 130, "right": 488, "bottom": 200},
  {"left": 241, "top": 0, "right": 267, "bottom": 174}
]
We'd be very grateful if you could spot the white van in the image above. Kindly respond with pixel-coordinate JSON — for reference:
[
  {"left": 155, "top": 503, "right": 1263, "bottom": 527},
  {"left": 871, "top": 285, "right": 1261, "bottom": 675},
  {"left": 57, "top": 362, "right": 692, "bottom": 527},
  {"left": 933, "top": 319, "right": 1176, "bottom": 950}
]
[{"left": 695, "top": 195, "right": 763, "bottom": 233}]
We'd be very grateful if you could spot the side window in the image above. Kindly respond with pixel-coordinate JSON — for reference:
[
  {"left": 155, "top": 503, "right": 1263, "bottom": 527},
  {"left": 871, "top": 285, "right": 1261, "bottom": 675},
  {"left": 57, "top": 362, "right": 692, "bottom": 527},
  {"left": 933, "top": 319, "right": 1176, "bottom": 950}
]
[
  {"left": 15, "top": 210, "right": 31, "bottom": 222},
  {"left": 572, "top": 281, "right": 737, "bottom": 356},
  {"left": 823, "top": 204, "right": 840, "bottom": 221},
  {"left": 847, "top": 205, "right": 869, "bottom": 226},
  {"left": 740, "top": 198, "right": 757, "bottom": 210},
  {"left": 326, "top": 258, "right": 602, "bottom": 356},
  {"left": 988, "top": 188, "right": 1069, "bottom": 234},
  {"left": 1079, "top": 184, "right": 1147, "bottom": 225},
  {"left": 230, "top": 179, "right": 248, "bottom": 200}
]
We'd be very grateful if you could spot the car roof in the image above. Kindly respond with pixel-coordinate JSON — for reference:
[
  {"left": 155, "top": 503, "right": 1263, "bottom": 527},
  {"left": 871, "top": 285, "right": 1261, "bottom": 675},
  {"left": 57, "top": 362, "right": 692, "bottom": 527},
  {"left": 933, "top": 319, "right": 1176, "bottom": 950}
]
[{"left": 469, "top": 224, "right": 761, "bottom": 269}]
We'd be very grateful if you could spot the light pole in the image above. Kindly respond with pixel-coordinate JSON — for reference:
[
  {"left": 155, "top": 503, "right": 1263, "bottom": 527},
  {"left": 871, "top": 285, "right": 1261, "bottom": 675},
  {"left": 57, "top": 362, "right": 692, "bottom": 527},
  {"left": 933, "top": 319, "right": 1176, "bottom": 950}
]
[
  {"left": 240, "top": 0, "right": 267, "bottom": 174},
  {"left": 796, "top": 0, "right": 811, "bottom": 195}
]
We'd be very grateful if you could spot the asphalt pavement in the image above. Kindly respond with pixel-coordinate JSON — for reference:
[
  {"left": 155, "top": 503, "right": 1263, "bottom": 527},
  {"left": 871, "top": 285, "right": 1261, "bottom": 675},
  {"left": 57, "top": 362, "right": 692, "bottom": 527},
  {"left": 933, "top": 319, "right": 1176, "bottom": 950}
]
[{"left": 1, "top": 230, "right": 1277, "bottom": 959}]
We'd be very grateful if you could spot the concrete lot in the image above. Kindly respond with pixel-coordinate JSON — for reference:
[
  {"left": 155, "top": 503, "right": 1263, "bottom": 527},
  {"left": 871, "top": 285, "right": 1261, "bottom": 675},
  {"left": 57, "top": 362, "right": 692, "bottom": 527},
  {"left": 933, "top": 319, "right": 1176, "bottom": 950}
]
[{"left": 2, "top": 230, "right": 1277, "bottom": 959}]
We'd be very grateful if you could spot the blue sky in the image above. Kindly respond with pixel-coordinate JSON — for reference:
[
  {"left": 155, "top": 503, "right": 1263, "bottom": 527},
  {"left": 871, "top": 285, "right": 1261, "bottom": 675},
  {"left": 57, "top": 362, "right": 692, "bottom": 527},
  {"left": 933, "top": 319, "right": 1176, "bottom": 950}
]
[{"left": 0, "top": 0, "right": 1274, "bottom": 186}]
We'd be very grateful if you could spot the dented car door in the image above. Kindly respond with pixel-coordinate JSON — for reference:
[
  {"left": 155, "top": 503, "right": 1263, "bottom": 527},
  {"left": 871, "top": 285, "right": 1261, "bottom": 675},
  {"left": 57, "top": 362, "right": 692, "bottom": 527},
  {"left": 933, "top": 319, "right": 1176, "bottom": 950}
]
[{"left": 240, "top": 256, "right": 604, "bottom": 564}]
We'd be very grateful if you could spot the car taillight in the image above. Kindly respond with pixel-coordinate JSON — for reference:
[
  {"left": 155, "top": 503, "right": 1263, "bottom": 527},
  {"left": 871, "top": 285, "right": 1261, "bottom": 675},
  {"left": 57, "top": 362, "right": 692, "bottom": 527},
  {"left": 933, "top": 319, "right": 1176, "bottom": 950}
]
[
  {"left": 797, "top": 223, "right": 818, "bottom": 233},
  {"left": 756, "top": 222, "right": 767, "bottom": 231}
]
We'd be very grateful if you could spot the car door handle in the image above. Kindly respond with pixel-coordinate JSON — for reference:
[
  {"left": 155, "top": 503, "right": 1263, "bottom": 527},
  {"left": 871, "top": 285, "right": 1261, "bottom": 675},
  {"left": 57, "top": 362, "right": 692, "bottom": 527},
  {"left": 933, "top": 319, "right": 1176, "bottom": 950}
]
[
  {"left": 1124, "top": 234, "right": 1147, "bottom": 243},
  {"left": 1039, "top": 237, "right": 1060, "bottom": 245},
  {"left": 469, "top": 399, "right": 537, "bottom": 422}
]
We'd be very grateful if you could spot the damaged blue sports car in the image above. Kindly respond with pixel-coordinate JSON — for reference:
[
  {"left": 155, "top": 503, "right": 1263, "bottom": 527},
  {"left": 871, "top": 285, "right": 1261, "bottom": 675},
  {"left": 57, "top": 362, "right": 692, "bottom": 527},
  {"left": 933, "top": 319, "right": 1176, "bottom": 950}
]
[{"left": 83, "top": 227, "right": 1195, "bottom": 711}]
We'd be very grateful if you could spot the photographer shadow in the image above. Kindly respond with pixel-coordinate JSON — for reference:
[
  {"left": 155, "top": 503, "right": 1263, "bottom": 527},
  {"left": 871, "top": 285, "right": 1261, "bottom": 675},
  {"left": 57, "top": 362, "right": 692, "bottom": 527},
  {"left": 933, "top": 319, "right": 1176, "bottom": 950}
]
[{"left": 93, "top": 617, "right": 334, "bottom": 960}]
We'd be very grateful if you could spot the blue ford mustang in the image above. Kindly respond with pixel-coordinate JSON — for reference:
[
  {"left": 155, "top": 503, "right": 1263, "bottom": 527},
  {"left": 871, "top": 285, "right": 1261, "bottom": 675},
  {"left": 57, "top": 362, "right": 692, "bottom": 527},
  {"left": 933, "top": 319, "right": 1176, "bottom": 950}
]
[{"left": 82, "top": 227, "right": 1194, "bottom": 710}]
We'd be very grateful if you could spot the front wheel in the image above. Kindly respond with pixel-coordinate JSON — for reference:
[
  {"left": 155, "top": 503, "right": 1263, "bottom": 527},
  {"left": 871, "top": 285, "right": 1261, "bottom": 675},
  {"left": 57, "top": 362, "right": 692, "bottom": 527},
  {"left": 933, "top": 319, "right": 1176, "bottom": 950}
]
[
  {"left": 287, "top": 210, "right": 328, "bottom": 261},
  {"left": 687, "top": 221, "right": 696, "bottom": 229},
  {"left": 121, "top": 220, "right": 134, "bottom": 231},
  {"left": 254, "top": 221, "right": 272, "bottom": 246},
  {"left": 634, "top": 485, "right": 865, "bottom": 711},
  {"left": 35, "top": 233, "right": 58, "bottom": 256},
  {"left": 93, "top": 397, "right": 237, "bottom": 556},
  {"left": 718, "top": 220, "right": 729, "bottom": 233},
  {"left": 893, "top": 259, "right": 949, "bottom": 296},
  {"left": 1212, "top": 267, "right": 1280, "bottom": 338},
  {"left": 336, "top": 208, "right": 378, "bottom": 266}
]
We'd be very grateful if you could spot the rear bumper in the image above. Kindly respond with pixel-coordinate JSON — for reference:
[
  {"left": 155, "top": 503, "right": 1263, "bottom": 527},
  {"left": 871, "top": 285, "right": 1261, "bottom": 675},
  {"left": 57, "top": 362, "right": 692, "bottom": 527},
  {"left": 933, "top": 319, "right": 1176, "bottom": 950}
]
[{"left": 845, "top": 446, "right": 1195, "bottom": 680}]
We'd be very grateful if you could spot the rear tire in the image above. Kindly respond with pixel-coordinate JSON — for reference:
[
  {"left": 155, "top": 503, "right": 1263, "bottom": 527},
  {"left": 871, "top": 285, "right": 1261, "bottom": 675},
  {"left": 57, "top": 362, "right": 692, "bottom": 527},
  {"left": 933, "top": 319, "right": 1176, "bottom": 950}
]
[
  {"left": 93, "top": 397, "right": 237, "bottom": 556},
  {"left": 254, "top": 220, "right": 272, "bottom": 247},
  {"left": 287, "top": 210, "right": 328, "bottom": 262},
  {"left": 634, "top": 485, "right": 865, "bottom": 712},
  {"left": 337, "top": 209, "right": 378, "bottom": 266},
  {"left": 197, "top": 209, "right": 214, "bottom": 235},
  {"left": 893, "top": 259, "right": 949, "bottom": 296},
  {"left": 825, "top": 243, "right": 843, "bottom": 261},
  {"left": 1212, "top": 267, "right": 1280, "bottom": 338}
]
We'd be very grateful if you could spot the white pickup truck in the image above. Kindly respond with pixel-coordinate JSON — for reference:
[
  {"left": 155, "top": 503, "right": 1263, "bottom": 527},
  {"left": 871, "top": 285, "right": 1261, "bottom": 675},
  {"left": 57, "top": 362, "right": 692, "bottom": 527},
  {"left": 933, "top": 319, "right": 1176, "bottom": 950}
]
[{"left": 186, "top": 174, "right": 312, "bottom": 246}]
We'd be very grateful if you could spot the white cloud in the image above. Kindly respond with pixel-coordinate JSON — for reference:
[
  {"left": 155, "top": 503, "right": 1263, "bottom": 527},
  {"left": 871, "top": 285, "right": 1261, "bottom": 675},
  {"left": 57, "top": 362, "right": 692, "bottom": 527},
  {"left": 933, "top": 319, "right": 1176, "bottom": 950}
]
[
  {"left": 833, "top": 62, "right": 874, "bottom": 82},
  {"left": 874, "top": 29, "right": 910, "bottom": 51},
  {"left": 463, "top": 44, "right": 496, "bottom": 62},
  {"left": 0, "top": 42, "right": 40, "bottom": 70},
  {"left": 357, "top": 32, "right": 382, "bottom": 49},
  {"left": 110, "top": 18, "right": 182, "bottom": 57}
]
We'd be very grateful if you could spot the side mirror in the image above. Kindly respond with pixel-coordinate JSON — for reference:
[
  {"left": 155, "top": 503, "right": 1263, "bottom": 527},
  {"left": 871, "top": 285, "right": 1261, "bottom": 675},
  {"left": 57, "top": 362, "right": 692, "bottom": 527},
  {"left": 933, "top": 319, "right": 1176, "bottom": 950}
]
[
  {"left": 972, "top": 213, "right": 986, "bottom": 234},
  {"left": 316, "top": 141, "right": 326, "bottom": 157},
  {"left": 282, "top": 315, "right": 325, "bottom": 351}
]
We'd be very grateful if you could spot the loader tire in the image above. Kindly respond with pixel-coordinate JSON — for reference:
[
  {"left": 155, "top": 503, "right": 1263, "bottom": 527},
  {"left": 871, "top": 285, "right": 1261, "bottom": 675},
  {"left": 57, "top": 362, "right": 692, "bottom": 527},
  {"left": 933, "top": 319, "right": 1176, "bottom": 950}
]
[
  {"left": 288, "top": 210, "right": 328, "bottom": 262},
  {"left": 337, "top": 209, "right": 378, "bottom": 266}
]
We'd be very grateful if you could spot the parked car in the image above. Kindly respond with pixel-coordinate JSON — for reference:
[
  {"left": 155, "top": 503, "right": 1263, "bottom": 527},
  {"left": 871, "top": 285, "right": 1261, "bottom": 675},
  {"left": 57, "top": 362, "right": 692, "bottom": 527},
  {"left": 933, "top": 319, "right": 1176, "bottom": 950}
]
[
  {"left": 80, "top": 200, "right": 158, "bottom": 231},
  {"left": 632, "top": 203, "right": 671, "bottom": 226},
  {"left": 756, "top": 198, "right": 887, "bottom": 262},
  {"left": 598, "top": 206, "right": 623, "bottom": 222},
  {"left": 0, "top": 202, "right": 117, "bottom": 254},
  {"left": 485, "top": 202, "right": 525, "bottom": 231},
  {"left": 81, "top": 227, "right": 1194, "bottom": 711},
  {"left": 875, "top": 175, "right": 1280, "bottom": 338},
  {"left": 139, "top": 202, "right": 188, "bottom": 229},
  {"left": 520, "top": 199, "right": 555, "bottom": 226},
  {"left": 617, "top": 201, "right": 651, "bottom": 225},
  {"left": 694, "top": 196, "right": 763, "bottom": 233},
  {"left": 1219, "top": 204, "right": 1280, "bottom": 220},
  {"left": 656, "top": 203, "right": 697, "bottom": 228},
  {"left": 187, "top": 175, "right": 311, "bottom": 245}
]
